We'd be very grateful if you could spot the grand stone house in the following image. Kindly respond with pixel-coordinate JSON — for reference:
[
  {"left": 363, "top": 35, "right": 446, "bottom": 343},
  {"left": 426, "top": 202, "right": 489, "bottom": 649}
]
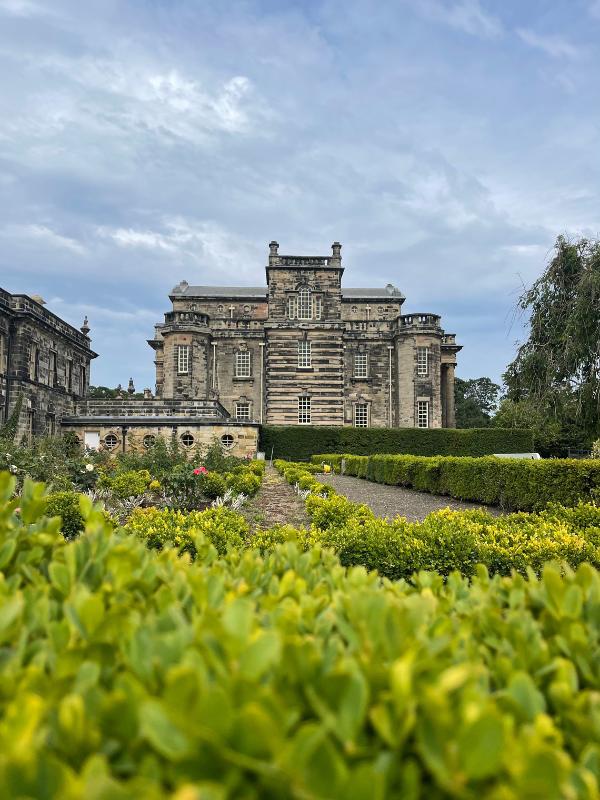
[
  {"left": 0, "top": 288, "right": 96, "bottom": 441},
  {"left": 1, "top": 241, "right": 460, "bottom": 456},
  {"left": 149, "top": 241, "right": 461, "bottom": 429}
]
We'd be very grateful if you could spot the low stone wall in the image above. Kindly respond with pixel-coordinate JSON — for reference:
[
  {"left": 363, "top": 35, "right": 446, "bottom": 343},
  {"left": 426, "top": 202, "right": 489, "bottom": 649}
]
[{"left": 61, "top": 417, "right": 259, "bottom": 459}]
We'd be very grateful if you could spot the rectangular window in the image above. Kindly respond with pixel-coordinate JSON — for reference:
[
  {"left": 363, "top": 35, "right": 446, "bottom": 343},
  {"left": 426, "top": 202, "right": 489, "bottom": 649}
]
[
  {"left": 46, "top": 413, "right": 56, "bottom": 436},
  {"left": 298, "top": 289, "right": 312, "bottom": 320},
  {"left": 417, "top": 400, "right": 429, "bottom": 428},
  {"left": 80, "top": 365, "right": 86, "bottom": 395},
  {"left": 354, "top": 403, "right": 369, "bottom": 427},
  {"left": 354, "top": 352, "right": 368, "bottom": 378},
  {"left": 298, "top": 340, "right": 311, "bottom": 368},
  {"left": 49, "top": 352, "right": 57, "bottom": 388},
  {"left": 235, "top": 402, "right": 251, "bottom": 420},
  {"left": 288, "top": 296, "right": 297, "bottom": 319},
  {"left": 66, "top": 359, "right": 73, "bottom": 392},
  {"left": 235, "top": 350, "right": 251, "bottom": 377},
  {"left": 298, "top": 396, "right": 311, "bottom": 424},
  {"left": 177, "top": 344, "right": 190, "bottom": 375},
  {"left": 417, "top": 347, "right": 429, "bottom": 376},
  {"left": 0, "top": 334, "right": 5, "bottom": 373},
  {"left": 314, "top": 296, "right": 322, "bottom": 320},
  {"left": 30, "top": 345, "right": 39, "bottom": 381}
]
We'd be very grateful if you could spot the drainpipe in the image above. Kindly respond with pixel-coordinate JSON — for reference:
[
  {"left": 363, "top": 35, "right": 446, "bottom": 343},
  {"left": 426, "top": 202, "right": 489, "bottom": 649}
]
[
  {"left": 259, "top": 342, "right": 265, "bottom": 423},
  {"left": 3, "top": 319, "right": 13, "bottom": 423},
  {"left": 211, "top": 342, "right": 217, "bottom": 390},
  {"left": 121, "top": 425, "right": 127, "bottom": 453},
  {"left": 387, "top": 345, "right": 394, "bottom": 427}
]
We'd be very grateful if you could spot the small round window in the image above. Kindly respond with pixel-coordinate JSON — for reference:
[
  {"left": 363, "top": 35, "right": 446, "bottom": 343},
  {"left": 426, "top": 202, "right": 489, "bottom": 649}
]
[
  {"left": 218, "top": 304, "right": 224, "bottom": 312},
  {"left": 104, "top": 433, "right": 118, "bottom": 450},
  {"left": 221, "top": 434, "right": 234, "bottom": 449},
  {"left": 143, "top": 434, "right": 156, "bottom": 449},
  {"left": 181, "top": 432, "right": 195, "bottom": 448}
]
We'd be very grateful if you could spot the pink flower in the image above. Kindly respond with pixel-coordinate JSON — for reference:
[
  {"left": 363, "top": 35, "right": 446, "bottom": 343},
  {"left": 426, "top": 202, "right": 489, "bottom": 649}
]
[{"left": 193, "top": 467, "right": 208, "bottom": 475}]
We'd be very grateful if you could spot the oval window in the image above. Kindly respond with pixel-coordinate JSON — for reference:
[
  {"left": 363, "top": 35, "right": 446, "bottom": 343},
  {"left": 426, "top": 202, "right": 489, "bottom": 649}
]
[
  {"left": 104, "top": 433, "right": 118, "bottom": 450},
  {"left": 143, "top": 434, "right": 156, "bottom": 449},
  {"left": 221, "top": 434, "right": 234, "bottom": 449},
  {"left": 181, "top": 432, "right": 195, "bottom": 448}
]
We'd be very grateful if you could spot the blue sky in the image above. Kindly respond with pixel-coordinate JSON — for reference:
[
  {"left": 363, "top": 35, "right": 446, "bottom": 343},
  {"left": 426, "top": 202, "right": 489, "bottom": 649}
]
[{"left": 1, "top": 0, "right": 599, "bottom": 391}]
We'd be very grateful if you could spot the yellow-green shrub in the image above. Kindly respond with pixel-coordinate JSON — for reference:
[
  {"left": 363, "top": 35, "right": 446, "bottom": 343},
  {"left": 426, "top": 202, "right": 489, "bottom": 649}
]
[{"left": 3, "top": 471, "right": 600, "bottom": 799}]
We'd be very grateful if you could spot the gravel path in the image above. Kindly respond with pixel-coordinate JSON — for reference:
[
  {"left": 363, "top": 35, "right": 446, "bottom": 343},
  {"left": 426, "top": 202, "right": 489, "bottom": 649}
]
[
  {"left": 242, "top": 466, "right": 309, "bottom": 530},
  {"left": 320, "top": 474, "right": 500, "bottom": 522}
]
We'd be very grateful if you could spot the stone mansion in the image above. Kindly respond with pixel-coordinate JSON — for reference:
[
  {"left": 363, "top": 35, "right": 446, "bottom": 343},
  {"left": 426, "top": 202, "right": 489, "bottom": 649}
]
[
  {"left": 149, "top": 241, "right": 460, "bottom": 429},
  {"left": 0, "top": 241, "right": 460, "bottom": 455}
]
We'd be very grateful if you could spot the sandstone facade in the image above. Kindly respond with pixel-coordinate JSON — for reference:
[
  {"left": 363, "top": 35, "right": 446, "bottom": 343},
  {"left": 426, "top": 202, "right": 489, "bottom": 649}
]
[
  {"left": 150, "top": 242, "right": 461, "bottom": 429},
  {"left": 0, "top": 288, "right": 96, "bottom": 441}
]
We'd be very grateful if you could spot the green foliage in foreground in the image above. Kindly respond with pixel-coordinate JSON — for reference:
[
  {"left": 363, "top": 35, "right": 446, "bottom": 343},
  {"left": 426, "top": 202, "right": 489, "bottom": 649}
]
[
  {"left": 2, "top": 473, "right": 600, "bottom": 799},
  {"left": 275, "top": 460, "right": 600, "bottom": 581},
  {"left": 260, "top": 425, "right": 533, "bottom": 461},
  {"left": 312, "top": 453, "right": 600, "bottom": 511}
]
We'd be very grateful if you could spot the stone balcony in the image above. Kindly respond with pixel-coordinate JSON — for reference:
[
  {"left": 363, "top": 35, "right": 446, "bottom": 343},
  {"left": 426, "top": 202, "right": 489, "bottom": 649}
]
[{"left": 396, "top": 313, "right": 442, "bottom": 333}]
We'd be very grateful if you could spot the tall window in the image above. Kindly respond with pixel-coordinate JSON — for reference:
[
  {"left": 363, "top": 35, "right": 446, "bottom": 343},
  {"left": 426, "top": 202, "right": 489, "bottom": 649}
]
[
  {"left": 177, "top": 345, "right": 190, "bottom": 375},
  {"left": 354, "top": 403, "right": 369, "bottom": 427},
  {"left": 417, "top": 347, "right": 429, "bottom": 376},
  {"left": 314, "top": 296, "right": 322, "bottom": 320},
  {"left": 298, "top": 288, "right": 312, "bottom": 320},
  {"left": 354, "top": 352, "right": 368, "bottom": 378},
  {"left": 288, "top": 296, "right": 298, "bottom": 320},
  {"left": 298, "top": 340, "right": 311, "bottom": 368},
  {"left": 80, "top": 365, "right": 86, "bottom": 395},
  {"left": 417, "top": 400, "right": 429, "bottom": 428},
  {"left": 49, "top": 352, "right": 57, "bottom": 388},
  {"left": 298, "top": 396, "right": 311, "bottom": 424},
  {"left": 235, "top": 350, "right": 251, "bottom": 377},
  {"left": 236, "top": 402, "right": 251, "bottom": 420},
  {"left": 0, "top": 334, "right": 5, "bottom": 373},
  {"left": 30, "top": 345, "right": 39, "bottom": 381},
  {"left": 66, "top": 360, "right": 73, "bottom": 392}
]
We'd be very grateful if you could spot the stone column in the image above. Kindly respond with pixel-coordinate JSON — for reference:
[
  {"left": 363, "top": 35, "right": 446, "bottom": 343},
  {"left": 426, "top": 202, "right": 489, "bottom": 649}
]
[{"left": 444, "top": 363, "right": 456, "bottom": 428}]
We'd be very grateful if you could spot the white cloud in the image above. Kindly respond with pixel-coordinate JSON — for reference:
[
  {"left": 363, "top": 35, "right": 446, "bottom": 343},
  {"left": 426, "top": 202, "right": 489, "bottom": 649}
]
[
  {"left": 517, "top": 28, "right": 579, "bottom": 60},
  {"left": 418, "top": 0, "right": 502, "bottom": 38},
  {"left": 0, "top": 223, "right": 86, "bottom": 255},
  {"left": 0, "top": 0, "right": 45, "bottom": 17},
  {"left": 96, "top": 218, "right": 263, "bottom": 282}
]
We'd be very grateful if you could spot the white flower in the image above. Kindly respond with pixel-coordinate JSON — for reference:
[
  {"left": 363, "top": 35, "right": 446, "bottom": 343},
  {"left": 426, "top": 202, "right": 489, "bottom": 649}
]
[
  {"left": 9, "top": 464, "right": 18, "bottom": 474},
  {"left": 85, "top": 463, "right": 94, "bottom": 472}
]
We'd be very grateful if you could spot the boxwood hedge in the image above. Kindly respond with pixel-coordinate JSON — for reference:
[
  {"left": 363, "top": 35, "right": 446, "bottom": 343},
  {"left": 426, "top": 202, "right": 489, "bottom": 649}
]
[
  {"left": 312, "top": 453, "right": 600, "bottom": 511},
  {"left": 260, "top": 425, "right": 533, "bottom": 461},
  {"left": 3, "top": 472, "right": 600, "bottom": 799}
]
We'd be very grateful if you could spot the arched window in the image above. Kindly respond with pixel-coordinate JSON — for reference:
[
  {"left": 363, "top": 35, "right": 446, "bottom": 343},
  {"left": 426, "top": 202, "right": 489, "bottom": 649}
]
[{"left": 298, "top": 287, "right": 312, "bottom": 320}]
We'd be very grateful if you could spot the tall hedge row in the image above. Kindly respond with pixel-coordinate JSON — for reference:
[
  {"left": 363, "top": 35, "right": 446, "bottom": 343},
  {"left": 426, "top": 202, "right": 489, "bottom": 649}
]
[
  {"left": 260, "top": 425, "right": 533, "bottom": 460},
  {"left": 312, "top": 453, "right": 600, "bottom": 511}
]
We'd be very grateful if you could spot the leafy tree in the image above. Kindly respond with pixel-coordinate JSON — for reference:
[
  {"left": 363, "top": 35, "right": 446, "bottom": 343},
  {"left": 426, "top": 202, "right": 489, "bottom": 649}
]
[
  {"left": 504, "top": 235, "right": 600, "bottom": 445},
  {"left": 455, "top": 377, "right": 500, "bottom": 428}
]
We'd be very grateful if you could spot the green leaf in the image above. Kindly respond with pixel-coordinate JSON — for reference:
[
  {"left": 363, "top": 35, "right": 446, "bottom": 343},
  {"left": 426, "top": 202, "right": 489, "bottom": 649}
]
[
  {"left": 222, "top": 597, "right": 254, "bottom": 643},
  {"left": 139, "top": 700, "right": 190, "bottom": 760},
  {"left": 239, "top": 631, "right": 281, "bottom": 680},
  {"left": 0, "top": 538, "right": 16, "bottom": 570},
  {"left": 459, "top": 711, "right": 505, "bottom": 779},
  {"left": 0, "top": 592, "right": 23, "bottom": 640},
  {"left": 49, "top": 561, "right": 71, "bottom": 595},
  {"left": 507, "top": 672, "right": 546, "bottom": 721}
]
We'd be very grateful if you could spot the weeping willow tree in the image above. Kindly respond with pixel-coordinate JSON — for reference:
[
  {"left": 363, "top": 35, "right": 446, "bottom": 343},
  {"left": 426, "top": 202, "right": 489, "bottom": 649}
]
[{"left": 504, "top": 236, "right": 600, "bottom": 446}]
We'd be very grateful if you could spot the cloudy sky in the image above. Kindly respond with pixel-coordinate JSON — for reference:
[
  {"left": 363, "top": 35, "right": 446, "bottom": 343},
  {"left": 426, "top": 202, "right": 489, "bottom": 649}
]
[{"left": 1, "top": 0, "right": 599, "bottom": 390}]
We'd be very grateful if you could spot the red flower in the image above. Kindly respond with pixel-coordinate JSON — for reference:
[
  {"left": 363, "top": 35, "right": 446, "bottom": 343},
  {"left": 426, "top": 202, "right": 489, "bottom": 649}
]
[{"left": 193, "top": 466, "right": 208, "bottom": 475}]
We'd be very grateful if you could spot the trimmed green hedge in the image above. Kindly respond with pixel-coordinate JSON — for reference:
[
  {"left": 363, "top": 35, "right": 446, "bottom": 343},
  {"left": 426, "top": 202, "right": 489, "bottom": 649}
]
[
  {"left": 312, "top": 453, "right": 600, "bottom": 511},
  {"left": 260, "top": 426, "right": 533, "bottom": 460}
]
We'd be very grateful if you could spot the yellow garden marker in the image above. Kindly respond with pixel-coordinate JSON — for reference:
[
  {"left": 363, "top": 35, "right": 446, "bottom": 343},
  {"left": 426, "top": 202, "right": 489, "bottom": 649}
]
[{"left": 323, "top": 464, "right": 332, "bottom": 474}]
